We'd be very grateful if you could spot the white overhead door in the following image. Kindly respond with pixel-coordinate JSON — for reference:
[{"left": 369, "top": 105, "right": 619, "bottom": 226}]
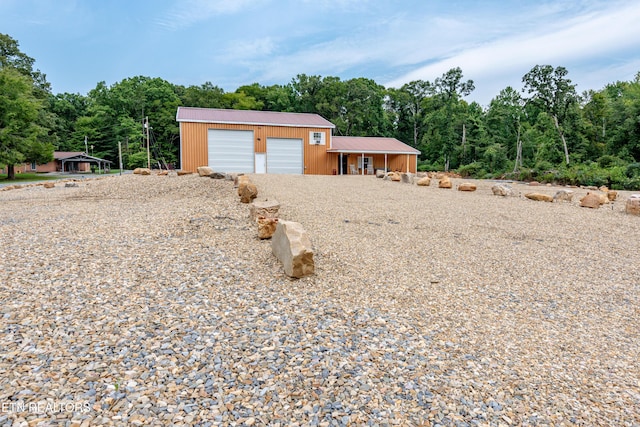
[
  {"left": 267, "top": 138, "right": 303, "bottom": 174},
  {"left": 207, "top": 129, "right": 254, "bottom": 173}
]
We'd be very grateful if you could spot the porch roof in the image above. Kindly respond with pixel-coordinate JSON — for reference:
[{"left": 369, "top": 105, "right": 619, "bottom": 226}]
[
  {"left": 328, "top": 136, "right": 420, "bottom": 155},
  {"left": 56, "top": 152, "right": 113, "bottom": 164}
]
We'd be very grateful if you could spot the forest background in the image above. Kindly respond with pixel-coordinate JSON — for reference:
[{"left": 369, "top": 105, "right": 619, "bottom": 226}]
[{"left": 1, "top": 33, "right": 639, "bottom": 189}]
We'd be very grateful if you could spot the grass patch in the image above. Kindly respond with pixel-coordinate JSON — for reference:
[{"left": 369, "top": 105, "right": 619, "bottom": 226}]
[{"left": 0, "top": 173, "right": 60, "bottom": 182}]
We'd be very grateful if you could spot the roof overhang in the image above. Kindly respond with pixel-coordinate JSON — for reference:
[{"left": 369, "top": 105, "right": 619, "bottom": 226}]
[
  {"left": 327, "top": 149, "right": 419, "bottom": 155},
  {"left": 59, "top": 153, "right": 113, "bottom": 163},
  {"left": 178, "top": 118, "right": 334, "bottom": 129}
]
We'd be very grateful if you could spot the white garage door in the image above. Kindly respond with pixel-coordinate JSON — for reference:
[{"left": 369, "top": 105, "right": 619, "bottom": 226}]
[
  {"left": 267, "top": 138, "right": 303, "bottom": 174},
  {"left": 207, "top": 129, "right": 254, "bottom": 173}
]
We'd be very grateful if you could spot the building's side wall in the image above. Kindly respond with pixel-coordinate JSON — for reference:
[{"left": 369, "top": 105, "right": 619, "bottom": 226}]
[
  {"left": 36, "top": 161, "right": 57, "bottom": 173},
  {"left": 180, "top": 121, "right": 332, "bottom": 174}
]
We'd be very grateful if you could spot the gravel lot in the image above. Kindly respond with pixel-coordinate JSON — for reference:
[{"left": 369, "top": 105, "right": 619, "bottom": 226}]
[{"left": 1, "top": 173, "right": 639, "bottom": 426}]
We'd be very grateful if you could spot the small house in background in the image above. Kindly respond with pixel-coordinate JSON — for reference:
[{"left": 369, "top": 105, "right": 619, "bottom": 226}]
[
  {"left": 176, "top": 107, "right": 420, "bottom": 175},
  {"left": 2, "top": 152, "right": 112, "bottom": 174}
]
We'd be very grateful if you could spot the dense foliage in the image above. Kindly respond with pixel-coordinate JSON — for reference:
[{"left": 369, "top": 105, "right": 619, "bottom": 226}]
[{"left": 2, "top": 33, "right": 639, "bottom": 188}]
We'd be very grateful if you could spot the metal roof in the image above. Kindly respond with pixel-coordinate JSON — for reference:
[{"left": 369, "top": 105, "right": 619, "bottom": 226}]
[
  {"left": 54, "top": 151, "right": 85, "bottom": 160},
  {"left": 328, "top": 136, "right": 420, "bottom": 155},
  {"left": 176, "top": 107, "right": 335, "bottom": 128}
]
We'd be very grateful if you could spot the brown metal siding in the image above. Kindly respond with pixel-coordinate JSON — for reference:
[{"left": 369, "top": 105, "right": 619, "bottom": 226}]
[{"left": 180, "top": 121, "right": 333, "bottom": 174}]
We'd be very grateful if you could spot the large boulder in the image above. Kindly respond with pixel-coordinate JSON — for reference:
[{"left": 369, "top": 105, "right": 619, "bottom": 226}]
[
  {"left": 458, "top": 182, "right": 476, "bottom": 192},
  {"left": 553, "top": 189, "right": 574, "bottom": 202},
  {"left": 133, "top": 168, "right": 151, "bottom": 175},
  {"left": 438, "top": 176, "right": 452, "bottom": 189},
  {"left": 580, "top": 192, "right": 602, "bottom": 209},
  {"left": 271, "top": 220, "right": 314, "bottom": 278},
  {"left": 386, "top": 172, "right": 401, "bottom": 182},
  {"left": 607, "top": 190, "right": 618, "bottom": 202},
  {"left": 625, "top": 194, "right": 640, "bottom": 216},
  {"left": 239, "top": 182, "right": 258, "bottom": 203},
  {"left": 257, "top": 217, "right": 278, "bottom": 239},
  {"left": 491, "top": 183, "right": 514, "bottom": 197},
  {"left": 234, "top": 174, "right": 249, "bottom": 188},
  {"left": 401, "top": 172, "right": 415, "bottom": 184},
  {"left": 416, "top": 176, "right": 431, "bottom": 187},
  {"left": 249, "top": 199, "right": 280, "bottom": 221},
  {"left": 525, "top": 193, "right": 554, "bottom": 202},
  {"left": 197, "top": 166, "right": 213, "bottom": 176}
]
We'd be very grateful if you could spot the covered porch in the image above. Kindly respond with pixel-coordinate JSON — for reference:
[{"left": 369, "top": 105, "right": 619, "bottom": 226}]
[
  {"left": 57, "top": 152, "right": 113, "bottom": 173},
  {"left": 327, "top": 136, "right": 420, "bottom": 175}
]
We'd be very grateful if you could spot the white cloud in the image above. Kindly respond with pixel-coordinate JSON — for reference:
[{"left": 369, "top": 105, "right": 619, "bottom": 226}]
[
  {"left": 384, "top": 1, "right": 640, "bottom": 105},
  {"left": 156, "top": 0, "right": 264, "bottom": 31}
]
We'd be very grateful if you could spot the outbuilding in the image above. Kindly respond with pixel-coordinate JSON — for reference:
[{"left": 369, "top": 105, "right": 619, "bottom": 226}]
[{"left": 176, "top": 107, "right": 419, "bottom": 175}]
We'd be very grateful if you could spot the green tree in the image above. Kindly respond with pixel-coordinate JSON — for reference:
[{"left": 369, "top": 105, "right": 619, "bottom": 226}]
[
  {"left": 0, "top": 68, "right": 51, "bottom": 179},
  {"left": 422, "top": 67, "right": 474, "bottom": 170},
  {"left": 486, "top": 86, "right": 525, "bottom": 171},
  {"left": 522, "top": 65, "right": 578, "bottom": 164},
  {"left": 385, "top": 80, "right": 433, "bottom": 148}
]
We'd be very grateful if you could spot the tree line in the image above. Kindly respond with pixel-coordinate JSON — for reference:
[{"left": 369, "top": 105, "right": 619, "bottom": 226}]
[{"left": 1, "top": 33, "right": 639, "bottom": 188}]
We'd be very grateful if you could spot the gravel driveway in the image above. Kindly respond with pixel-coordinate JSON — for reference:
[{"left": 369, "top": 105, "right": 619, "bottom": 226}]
[{"left": 1, "top": 173, "right": 638, "bottom": 426}]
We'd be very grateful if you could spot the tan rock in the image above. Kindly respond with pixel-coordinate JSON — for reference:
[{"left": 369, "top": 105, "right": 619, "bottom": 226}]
[
  {"left": 625, "top": 194, "right": 640, "bottom": 215},
  {"left": 389, "top": 172, "right": 401, "bottom": 182},
  {"left": 239, "top": 182, "right": 258, "bottom": 203},
  {"left": 249, "top": 199, "right": 280, "bottom": 221},
  {"left": 525, "top": 193, "right": 554, "bottom": 202},
  {"left": 157, "top": 170, "right": 169, "bottom": 176},
  {"left": 458, "top": 182, "right": 476, "bottom": 192},
  {"left": 607, "top": 190, "right": 618, "bottom": 201},
  {"left": 133, "top": 168, "right": 151, "bottom": 175},
  {"left": 235, "top": 174, "right": 249, "bottom": 188},
  {"left": 438, "top": 176, "right": 452, "bottom": 189},
  {"left": 401, "top": 173, "right": 415, "bottom": 184},
  {"left": 271, "top": 220, "right": 314, "bottom": 278},
  {"left": 553, "top": 189, "right": 574, "bottom": 202},
  {"left": 176, "top": 170, "right": 192, "bottom": 176},
  {"left": 43, "top": 182, "right": 55, "bottom": 189},
  {"left": 580, "top": 192, "right": 602, "bottom": 209},
  {"left": 492, "top": 183, "right": 514, "bottom": 196},
  {"left": 257, "top": 217, "right": 278, "bottom": 239},
  {"left": 197, "top": 166, "right": 213, "bottom": 176},
  {"left": 416, "top": 177, "right": 431, "bottom": 186},
  {"left": 528, "top": 181, "right": 540, "bottom": 186}
]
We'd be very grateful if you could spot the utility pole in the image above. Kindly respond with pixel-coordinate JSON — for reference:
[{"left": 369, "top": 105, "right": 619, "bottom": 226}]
[
  {"left": 118, "top": 141, "right": 123, "bottom": 175},
  {"left": 145, "top": 116, "right": 150, "bottom": 169},
  {"left": 84, "top": 135, "right": 88, "bottom": 154}
]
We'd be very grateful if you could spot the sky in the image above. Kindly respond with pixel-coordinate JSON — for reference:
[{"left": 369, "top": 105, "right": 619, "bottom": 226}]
[{"left": 1, "top": 0, "right": 639, "bottom": 107}]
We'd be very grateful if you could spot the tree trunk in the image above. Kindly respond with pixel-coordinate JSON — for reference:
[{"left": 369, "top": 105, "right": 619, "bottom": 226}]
[
  {"left": 513, "top": 123, "right": 522, "bottom": 173},
  {"left": 552, "top": 114, "right": 570, "bottom": 164},
  {"left": 461, "top": 123, "right": 466, "bottom": 163},
  {"left": 7, "top": 164, "right": 15, "bottom": 180}
]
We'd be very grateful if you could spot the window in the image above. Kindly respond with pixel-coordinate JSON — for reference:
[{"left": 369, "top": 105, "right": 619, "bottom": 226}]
[
  {"left": 309, "top": 131, "right": 325, "bottom": 145},
  {"left": 30, "top": 162, "right": 37, "bottom": 170}
]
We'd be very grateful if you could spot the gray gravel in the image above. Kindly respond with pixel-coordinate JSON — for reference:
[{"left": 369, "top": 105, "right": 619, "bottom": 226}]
[{"left": 1, "top": 173, "right": 639, "bottom": 426}]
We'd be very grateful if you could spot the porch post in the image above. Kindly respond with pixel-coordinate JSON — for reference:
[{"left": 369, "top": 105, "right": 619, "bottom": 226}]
[
  {"left": 406, "top": 154, "right": 409, "bottom": 172},
  {"left": 361, "top": 153, "right": 365, "bottom": 175},
  {"left": 384, "top": 153, "right": 387, "bottom": 172}
]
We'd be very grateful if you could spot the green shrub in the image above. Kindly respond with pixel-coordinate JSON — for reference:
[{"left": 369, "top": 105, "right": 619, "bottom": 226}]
[
  {"left": 457, "top": 162, "right": 484, "bottom": 178},
  {"left": 126, "top": 151, "right": 154, "bottom": 169},
  {"left": 626, "top": 163, "right": 640, "bottom": 178},
  {"left": 597, "top": 155, "right": 625, "bottom": 169},
  {"left": 623, "top": 177, "right": 640, "bottom": 190}
]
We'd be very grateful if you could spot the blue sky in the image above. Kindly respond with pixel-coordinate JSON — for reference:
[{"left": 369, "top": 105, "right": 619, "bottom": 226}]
[{"left": 1, "top": 0, "right": 639, "bottom": 106}]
